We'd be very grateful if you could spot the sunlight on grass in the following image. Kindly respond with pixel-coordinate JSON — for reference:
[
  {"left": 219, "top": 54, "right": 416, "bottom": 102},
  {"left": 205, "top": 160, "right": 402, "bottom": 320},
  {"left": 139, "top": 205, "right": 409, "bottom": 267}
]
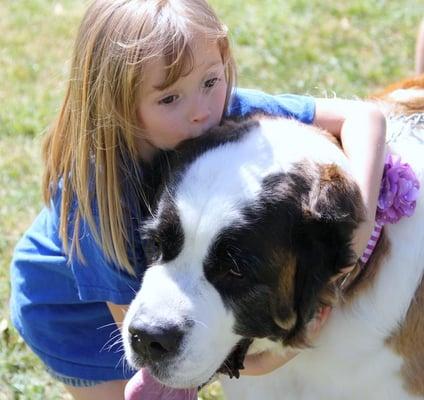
[
  {"left": 215, "top": 0, "right": 422, "bottom": 96},
  {"left": 0, "top": 0, "right": 84, "bottom": 138},
  {"left": 0, "top": 135, "right": 72, "bottom": 399}
]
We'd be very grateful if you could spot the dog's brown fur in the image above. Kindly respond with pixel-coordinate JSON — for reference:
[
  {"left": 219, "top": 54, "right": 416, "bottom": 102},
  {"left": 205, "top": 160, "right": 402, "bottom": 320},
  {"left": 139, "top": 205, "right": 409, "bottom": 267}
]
[
  {"left": 371, "top": 74, "right": 424, "bottom": 116},
  {"left": 386, "top": 278, "right": 424, "bottom": 396}
]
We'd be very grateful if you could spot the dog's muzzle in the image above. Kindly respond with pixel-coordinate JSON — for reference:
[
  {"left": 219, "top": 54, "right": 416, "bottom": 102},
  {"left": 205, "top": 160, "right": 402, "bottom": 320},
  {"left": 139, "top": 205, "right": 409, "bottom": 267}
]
[{"left": 128, "top": 319, "right": 184, "bottom": 363}]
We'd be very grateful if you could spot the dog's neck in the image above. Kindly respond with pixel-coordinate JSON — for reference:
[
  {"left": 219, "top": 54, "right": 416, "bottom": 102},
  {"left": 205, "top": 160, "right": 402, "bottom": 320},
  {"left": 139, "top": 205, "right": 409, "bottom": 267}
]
[
  {"left": 338, "top": 221, "right": 384, "bottom": 292},
  {"left": 337, "top": 226, "right": 389, "bottom": 301},
  {"left": 359, "top": 222, "right": 384, "bottom": 265}
]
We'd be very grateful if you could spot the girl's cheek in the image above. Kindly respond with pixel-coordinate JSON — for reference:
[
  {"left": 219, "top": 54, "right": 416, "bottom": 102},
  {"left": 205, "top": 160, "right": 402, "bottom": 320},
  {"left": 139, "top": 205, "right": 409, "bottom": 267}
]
[{"left": 214, "top": 84, "right": 227, "bottom": 118}]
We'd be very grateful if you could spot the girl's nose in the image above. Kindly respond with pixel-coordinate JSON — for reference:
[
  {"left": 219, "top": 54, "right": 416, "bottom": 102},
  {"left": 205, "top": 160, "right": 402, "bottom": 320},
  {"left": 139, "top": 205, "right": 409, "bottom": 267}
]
[{"left": 190, "top": 98, "right": 211, "bottom": 124}]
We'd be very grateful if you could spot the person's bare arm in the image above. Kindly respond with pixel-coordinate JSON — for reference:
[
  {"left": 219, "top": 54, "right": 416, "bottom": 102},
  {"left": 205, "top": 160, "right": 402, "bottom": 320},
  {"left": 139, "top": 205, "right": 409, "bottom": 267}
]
[
  {"left": 314, "top": 98, "right": 386, "bottom": 262},
  {"left": 107, "top": 302, "right": 129, "bottom": 331}
]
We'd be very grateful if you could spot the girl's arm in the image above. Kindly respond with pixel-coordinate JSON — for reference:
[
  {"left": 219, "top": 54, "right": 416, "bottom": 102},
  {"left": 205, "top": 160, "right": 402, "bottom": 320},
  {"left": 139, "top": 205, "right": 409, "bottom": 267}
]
[
  {"left": 107, "top": 302, "right": 129, "bottom": 326},
  {"left": 313, "top": 98, "right": 387, "bottom": 262}
]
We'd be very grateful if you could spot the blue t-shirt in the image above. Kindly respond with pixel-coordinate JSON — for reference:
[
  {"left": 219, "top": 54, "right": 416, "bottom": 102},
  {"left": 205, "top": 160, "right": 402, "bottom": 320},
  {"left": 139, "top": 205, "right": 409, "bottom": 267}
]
[{"left": 10, "top": 88, "right": 315, "bottom": 381}]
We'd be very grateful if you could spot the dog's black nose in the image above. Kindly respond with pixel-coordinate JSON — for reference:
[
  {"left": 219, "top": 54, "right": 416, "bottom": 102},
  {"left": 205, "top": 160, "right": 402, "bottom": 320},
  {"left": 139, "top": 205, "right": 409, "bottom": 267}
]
[{"left": 129, "top": 321, "right": 183, "bottom": 361}]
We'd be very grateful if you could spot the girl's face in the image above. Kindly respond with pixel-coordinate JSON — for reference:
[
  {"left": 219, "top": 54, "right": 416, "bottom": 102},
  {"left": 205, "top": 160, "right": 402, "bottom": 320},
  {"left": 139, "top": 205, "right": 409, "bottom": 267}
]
[{"left": 136, "top": 40, "right": 228, "bottom": 160}]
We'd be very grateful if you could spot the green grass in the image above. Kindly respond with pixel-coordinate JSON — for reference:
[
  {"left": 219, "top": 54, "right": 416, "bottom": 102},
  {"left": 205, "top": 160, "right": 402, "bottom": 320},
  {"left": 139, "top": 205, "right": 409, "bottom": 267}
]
[{"left": 1, "top": 0, "right": 423, "bottom": 398}]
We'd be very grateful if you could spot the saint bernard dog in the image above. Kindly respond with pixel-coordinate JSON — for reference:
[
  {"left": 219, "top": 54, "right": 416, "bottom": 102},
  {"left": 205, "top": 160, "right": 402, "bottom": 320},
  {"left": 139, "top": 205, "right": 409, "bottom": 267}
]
[{"left": 123, "top": 75, "right": 424, "bottom": 400}]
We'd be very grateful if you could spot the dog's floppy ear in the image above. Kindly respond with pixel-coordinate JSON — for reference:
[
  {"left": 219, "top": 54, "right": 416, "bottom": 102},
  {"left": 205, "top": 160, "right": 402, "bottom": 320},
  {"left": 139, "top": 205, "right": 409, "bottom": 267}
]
[
  {"left": 295, "top": 163, "right": 364, "bottom": 336},
  {"left": 272, "top": 252, "right": 298, "bottom": 332},
  {"left": 269, "top": 162, "right": 365, "bottom": 343},
  {"left": 302, "top": 162, "right": 365, "bottom": 225}
]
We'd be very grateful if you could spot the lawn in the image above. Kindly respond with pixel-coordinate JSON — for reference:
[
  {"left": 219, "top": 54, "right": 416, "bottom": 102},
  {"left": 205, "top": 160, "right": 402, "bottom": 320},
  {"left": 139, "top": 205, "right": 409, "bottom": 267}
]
[{"left": 1, "top": 0, "right": 423, "bottom": 398}]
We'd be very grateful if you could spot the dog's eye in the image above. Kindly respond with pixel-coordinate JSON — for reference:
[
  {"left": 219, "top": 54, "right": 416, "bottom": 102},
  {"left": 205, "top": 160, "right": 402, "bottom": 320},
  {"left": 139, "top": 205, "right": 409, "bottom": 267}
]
[
  {"left": 228, "top": 267, "right": 243, "bottom": 279},
  {"left": 227, "top": 251, "right": 244, "bottom": 279},
  {"left": 142, "top": 237, "right": 161, "bottom": 264},
  {"left": 228, "top": 261, "right": 244, "bottom": 279}
]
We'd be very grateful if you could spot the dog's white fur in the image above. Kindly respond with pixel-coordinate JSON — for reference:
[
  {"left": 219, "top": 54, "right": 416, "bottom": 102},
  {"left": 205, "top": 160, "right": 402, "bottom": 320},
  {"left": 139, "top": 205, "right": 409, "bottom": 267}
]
[{"left": 123, "top": 117, "right": 424, "bottom": 399}]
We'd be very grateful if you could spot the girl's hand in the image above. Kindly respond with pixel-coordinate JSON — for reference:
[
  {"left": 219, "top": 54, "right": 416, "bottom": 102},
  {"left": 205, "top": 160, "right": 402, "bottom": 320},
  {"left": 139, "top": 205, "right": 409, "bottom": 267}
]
[{"left": 241, "top": 306, "right": 332, "bottom": 376}]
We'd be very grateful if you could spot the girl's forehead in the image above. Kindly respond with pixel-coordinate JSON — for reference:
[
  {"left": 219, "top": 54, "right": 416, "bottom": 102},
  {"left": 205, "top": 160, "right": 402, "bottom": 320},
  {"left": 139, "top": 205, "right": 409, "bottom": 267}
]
[{"left": 142, "top": 40, "right": 223, "bottom": 94}]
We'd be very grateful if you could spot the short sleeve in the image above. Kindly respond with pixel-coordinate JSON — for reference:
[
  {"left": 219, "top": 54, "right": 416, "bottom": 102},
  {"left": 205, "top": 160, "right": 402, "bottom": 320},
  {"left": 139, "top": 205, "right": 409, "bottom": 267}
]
[
  {"left": 10, "top": 199, "right": 139, "bottom": 379},
  {"left": 69, "top": 219, "right": 142, "bottom": 305},
  {"left": 28, "top": 186, "right": 142, "bottom": 304},
  {"left": 226, "top": 88, "right": 316, "bottom": 124},
  {"left": 52, "top": 185, "right": 143, "bottom": 305}
]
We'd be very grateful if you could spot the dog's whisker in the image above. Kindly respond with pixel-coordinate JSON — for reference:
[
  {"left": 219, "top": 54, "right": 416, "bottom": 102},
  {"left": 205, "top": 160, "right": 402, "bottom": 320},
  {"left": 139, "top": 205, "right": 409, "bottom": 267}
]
[
  {"left": 115, "top": 352, "right": 134, "bottom": 378},
  {"left": 99, "top": 335, "right": 123, "bottom": 353},
  {"left": 101, "top": 328, "right": 122, "bottom": 343},
  {"left": 107, "top": 343, "right": 124, "bottom": 353},
  {"left": 119, "top": 352, "right": 131, "bottom": 376},
  {"left": 100, "top": 334, "right": 123, "bottom": 353},
  {"left": 107, "top": 336, "right": 124, "bottom": 349},
  {"left": 101, "top": 332, "right": 124, "bottom": 351},
  {"left": 97, "top": 321, "right": 122, "bottom": 330},
  {"left": 192, "top": 318, "right": 209, "bottom": 329},
  {"left": 113, "top": 345, "right": 125, "bottom": 354},
  {"left": 100, "top": 333, "right": 121, "bottom": 349},
  {"left": 103, "top": 327, "right": 123, "bottom": 340}
]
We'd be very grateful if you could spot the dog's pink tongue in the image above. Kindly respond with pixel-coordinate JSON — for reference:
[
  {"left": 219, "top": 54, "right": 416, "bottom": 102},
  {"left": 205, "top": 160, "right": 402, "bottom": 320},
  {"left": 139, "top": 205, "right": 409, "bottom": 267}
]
[{"left": 125, "top": 369, "right": 197, "bottom": 400}]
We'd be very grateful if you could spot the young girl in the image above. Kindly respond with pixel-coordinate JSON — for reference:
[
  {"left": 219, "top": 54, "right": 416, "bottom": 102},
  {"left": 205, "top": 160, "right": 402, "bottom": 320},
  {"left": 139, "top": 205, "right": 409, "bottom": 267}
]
[{"left": 10, "top": 0, "right": 386, "bottom": 399}]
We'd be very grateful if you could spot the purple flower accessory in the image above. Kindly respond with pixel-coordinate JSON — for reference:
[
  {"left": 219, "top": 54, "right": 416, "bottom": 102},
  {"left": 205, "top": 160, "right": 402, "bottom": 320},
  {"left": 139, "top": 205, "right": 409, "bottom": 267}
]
[
  {"left": 376, "top": 153, "right": 420, "bottom": 225},
  {"left": 358, "top": 154, "right": 419, "bottom": 267}
]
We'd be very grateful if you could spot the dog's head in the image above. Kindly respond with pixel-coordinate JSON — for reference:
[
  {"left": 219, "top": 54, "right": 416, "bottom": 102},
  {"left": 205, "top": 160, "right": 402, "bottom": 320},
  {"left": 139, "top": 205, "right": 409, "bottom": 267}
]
[{"left": 123, "top": 117, "right": 364, "bottom": 388}]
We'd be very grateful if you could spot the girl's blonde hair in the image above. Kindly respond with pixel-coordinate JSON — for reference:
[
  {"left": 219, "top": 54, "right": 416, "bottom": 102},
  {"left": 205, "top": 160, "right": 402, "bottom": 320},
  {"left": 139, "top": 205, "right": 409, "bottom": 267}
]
[{"left": 42, "top": 0, "right": 236, "bottom": 274}]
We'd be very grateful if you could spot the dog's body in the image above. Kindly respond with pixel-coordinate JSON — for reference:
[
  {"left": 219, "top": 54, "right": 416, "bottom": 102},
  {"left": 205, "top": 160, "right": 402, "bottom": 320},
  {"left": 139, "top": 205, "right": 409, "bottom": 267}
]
[{"left": 123, "top": 78, "right": 424, "bottom": 399}]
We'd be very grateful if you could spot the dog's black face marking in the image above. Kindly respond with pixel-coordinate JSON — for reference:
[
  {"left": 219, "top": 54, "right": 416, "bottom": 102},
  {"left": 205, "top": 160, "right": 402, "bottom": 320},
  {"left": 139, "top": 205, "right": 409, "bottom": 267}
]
[
  {"left": 204, "top": 162, "right": 364, "bottom": 346},
  {"left": 139, "top": 119, "right": 260, "bottom": 266},
  {"left": 142, "top": 199, "right": 185, "bottom": 264},
  {"left": 205, "top": 223, "right": 287, "bottom": 339}
]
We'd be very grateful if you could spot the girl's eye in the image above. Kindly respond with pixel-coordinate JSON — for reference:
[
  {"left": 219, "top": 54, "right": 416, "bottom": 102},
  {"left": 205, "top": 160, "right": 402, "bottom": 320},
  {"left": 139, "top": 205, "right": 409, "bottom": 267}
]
[
  {"left": 159, "top": 95, "right": 179, "bottom": 105},
  {"left": 204, "top": 77, "right": 219, "bottom": 88}
]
